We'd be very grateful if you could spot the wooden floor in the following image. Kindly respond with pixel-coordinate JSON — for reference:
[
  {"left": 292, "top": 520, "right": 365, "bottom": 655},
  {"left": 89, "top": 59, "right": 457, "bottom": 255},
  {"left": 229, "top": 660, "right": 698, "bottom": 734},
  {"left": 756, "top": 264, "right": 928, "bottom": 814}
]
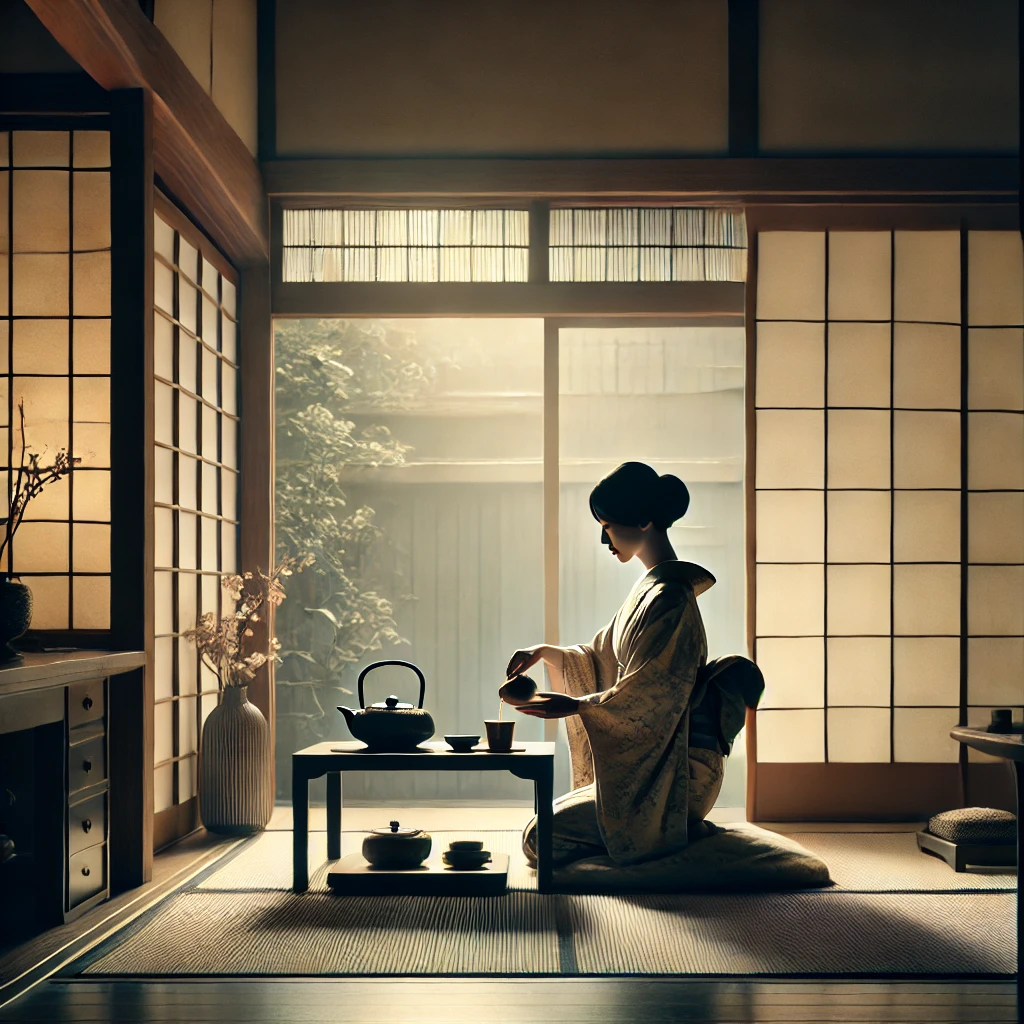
[{"left": 0, "top": 978, "right": 1017, "bottom": 1023}]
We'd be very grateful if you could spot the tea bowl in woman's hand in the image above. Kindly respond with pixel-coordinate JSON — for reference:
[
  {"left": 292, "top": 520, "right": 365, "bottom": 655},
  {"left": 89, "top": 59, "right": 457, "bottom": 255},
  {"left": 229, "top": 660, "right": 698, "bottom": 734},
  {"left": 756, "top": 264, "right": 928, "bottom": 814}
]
[{"left": 499, "top": 673, "right": 539, "bottom": 706}]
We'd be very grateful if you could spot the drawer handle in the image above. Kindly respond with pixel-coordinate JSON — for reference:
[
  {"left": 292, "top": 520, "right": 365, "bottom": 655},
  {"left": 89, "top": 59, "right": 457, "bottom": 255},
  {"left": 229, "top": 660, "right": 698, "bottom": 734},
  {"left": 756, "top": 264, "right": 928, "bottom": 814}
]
[
  {"left": 82, "top": 818, "right": 92, "bottom": 833},
  {"left": 82, "top": 696, "right": 94, "bottom": 711},
  {"left": 82, "top": 866, "right": 91, "bottom": 877},
  {"left": 82, "top": 758, "right": 93, "bottom": 773}
]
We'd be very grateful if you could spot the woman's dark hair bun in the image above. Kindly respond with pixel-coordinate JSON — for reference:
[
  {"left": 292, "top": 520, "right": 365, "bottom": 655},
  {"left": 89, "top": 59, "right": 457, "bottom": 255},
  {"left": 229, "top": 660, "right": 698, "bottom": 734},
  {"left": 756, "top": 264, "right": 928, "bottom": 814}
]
[
  {"left": 589, "top": 462, "right": 690, "bottom": 530},
  {"left": 654, "top": 473, "right": 690, "bottom": 527}
]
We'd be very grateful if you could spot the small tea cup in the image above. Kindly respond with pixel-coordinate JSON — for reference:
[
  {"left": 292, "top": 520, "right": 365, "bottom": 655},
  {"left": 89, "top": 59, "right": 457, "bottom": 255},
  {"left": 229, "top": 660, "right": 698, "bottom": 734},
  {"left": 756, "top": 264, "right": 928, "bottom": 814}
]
[
  {"left": 448, "top": 839, "right": 484, "bottom": 852},
  {"left": 484, "top": 720, "right": 515, "bottom": 752},
  {"left": 443, "top": 849, "right": 492, "bottom": 870}
]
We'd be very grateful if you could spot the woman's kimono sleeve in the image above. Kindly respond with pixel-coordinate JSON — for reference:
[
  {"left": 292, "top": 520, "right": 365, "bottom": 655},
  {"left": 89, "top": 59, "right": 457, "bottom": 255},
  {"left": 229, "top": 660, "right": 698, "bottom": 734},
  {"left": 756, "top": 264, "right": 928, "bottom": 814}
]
[
  {"left": 561, "top": 584, "right": 704, "bottom": 865},
  {"left": 560, "top": 622, "right": 618, "bottom": 791}
]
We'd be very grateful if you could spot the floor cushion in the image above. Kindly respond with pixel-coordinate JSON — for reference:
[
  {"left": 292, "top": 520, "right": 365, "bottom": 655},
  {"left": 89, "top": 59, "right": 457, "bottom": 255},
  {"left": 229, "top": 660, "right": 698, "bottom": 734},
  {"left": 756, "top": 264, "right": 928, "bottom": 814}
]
[{"left": 927, "top": 807, "right": 1017, "bottom": 844}]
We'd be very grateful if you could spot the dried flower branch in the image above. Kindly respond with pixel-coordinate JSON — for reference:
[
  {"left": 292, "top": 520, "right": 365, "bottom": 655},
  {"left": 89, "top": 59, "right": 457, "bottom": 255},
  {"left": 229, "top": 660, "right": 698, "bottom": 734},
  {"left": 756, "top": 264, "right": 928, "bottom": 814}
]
[
  {"left": 0, "top": 401, "right": 80, "bottom": 575},
  {"left": 183, "top": 554, "right": 315, "bottom": 689}
]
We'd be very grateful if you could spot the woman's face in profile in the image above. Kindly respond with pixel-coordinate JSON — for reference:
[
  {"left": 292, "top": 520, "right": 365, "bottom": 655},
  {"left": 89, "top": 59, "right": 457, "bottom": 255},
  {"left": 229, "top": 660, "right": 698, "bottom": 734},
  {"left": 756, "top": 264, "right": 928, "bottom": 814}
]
[{"left": 599, "top": 518, "right": 648, "bottom": 563}]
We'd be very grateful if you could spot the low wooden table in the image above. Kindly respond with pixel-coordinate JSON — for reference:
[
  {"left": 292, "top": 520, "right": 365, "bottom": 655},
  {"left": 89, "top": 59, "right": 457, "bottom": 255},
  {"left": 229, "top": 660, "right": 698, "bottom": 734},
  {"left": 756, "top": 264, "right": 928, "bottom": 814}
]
[
  {"left": 291, "top": 740, "right": 556, "bottom": 893},
  {"left": 949, "top": 726, "right": 1023, "bottom": 984}
]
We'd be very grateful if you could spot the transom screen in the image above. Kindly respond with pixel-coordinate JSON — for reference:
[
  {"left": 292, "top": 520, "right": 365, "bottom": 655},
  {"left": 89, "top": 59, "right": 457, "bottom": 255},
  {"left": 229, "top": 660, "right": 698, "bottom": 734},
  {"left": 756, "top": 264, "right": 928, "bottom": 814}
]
[
  {"left": 548, "top": 208, "right": 746, "bottom": 282},
  {"left": 755, "top": 229, "right": 1024, "bottom": 764},
  {"left": 281, "top": 208, "right": 529, "bottom": 282},
  {"left": 152, "top": 204, "right": 240, "bottom": 816},
  {"left": 0, "top": 128, "right": 112, "bottom": 630}
]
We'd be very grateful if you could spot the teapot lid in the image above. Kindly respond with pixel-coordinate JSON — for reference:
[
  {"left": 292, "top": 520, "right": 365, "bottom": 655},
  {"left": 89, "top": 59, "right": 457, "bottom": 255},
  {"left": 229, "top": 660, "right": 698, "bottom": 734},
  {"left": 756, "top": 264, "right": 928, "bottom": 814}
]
[
  {"left": 370, "top": 819, "right": 422, "bottom": 838},
  {"left": 368, "top": 694, "right": 416, "bottom": 711}
]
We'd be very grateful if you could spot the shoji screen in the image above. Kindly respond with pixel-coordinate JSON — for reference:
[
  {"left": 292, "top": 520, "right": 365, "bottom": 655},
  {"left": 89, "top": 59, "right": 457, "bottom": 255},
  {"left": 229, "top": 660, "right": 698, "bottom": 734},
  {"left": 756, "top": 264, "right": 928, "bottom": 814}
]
[
  {"left": 966, "top": 234, "right": 1024, "bottom": 761},
  {"left": 753, "top": 228, "right": 1024, "bottom": 819},
  {"left": 0, "top": 128, "right": 112, "bottom": 632},
  {"left": 152, "top": 200, "right": 239, "bottom": 838}
]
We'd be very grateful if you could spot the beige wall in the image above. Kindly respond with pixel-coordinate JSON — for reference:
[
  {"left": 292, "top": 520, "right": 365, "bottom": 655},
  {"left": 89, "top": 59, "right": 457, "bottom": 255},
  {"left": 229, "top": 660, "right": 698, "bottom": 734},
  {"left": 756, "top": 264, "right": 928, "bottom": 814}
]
[
  {"left": 760, "top": 0, "right": 1018, "bottom": 153},
  {"left": 274, "top": 0, "right": 729, "bottom": 157},
  {"left": 153, "top": 0, "right": 258, "bottom": 156}
]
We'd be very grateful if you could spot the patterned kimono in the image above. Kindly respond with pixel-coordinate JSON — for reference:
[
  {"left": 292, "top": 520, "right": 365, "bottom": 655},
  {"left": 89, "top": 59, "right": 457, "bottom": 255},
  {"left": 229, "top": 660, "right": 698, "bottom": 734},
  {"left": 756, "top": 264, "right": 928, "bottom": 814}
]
[{"left": 526, "top": 560, "right": 741, "bottom": 867}]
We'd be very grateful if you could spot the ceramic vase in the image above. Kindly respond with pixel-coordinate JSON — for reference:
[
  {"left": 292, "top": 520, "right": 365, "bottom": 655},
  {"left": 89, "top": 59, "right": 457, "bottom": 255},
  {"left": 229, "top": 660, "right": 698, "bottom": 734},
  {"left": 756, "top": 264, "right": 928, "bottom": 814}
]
[
  {"left": 199, "top": 685, "right": 273, "bottom": 835},
  {"left": 0, "top": 579, "right": 32, "bottom": 664}
]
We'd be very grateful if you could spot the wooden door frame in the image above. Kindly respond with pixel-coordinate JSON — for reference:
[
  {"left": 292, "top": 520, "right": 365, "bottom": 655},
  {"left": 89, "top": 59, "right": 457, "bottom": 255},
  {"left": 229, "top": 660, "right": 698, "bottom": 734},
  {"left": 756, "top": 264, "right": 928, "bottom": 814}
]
[{"left": 109, "top": 88, "right": 155, "bottom": 882}]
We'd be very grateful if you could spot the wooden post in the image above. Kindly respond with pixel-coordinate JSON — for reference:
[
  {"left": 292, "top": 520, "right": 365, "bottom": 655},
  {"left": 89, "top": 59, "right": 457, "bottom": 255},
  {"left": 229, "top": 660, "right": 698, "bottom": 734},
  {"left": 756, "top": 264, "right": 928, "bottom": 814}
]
[
  {"left": 239, "top": 261, "right": 276, "bottom": 774},
  {"left": 108, "top": 87, "right": 154, "bottom": 885},
  {"left": 743, "top": 229, "right": 758, "bottom": 820},
  {"left": 542, "top": 320, "right": 559, "bottom": 744},
  {"left": 727, "top": 0, "right": 759, "bottom": 157}
]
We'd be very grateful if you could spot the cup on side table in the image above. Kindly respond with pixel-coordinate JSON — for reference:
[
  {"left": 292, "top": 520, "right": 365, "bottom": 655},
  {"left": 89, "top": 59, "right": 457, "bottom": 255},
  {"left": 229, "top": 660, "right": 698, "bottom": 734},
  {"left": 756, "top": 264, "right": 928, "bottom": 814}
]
[
  {"left": 989, "top": 708, "right": 1014, "bottom": 733},
  {"left": 484, "top": 720, "right": 515, "bottom": 752}
]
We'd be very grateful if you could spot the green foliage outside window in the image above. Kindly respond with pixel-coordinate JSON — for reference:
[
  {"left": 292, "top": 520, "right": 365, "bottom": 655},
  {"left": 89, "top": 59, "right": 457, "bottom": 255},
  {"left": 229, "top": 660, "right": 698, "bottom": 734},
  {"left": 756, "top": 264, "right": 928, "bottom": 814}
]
[{"left": 273, "top": 319, "right": 432, "bottom": 793}]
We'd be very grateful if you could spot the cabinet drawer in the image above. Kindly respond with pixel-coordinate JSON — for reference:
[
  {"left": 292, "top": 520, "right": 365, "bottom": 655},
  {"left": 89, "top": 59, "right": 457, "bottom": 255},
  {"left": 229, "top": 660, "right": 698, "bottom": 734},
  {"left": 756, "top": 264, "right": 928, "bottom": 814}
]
[
  {"left": 68, "top": 844, "right": 106, "bottom": 909},
  {"left": 68, "top": 792, "right": 106, "bottom": 857},
  {"left": 68, "top": 680, "right": 104, "bottom": 730},
  {"left": 68, "top": 734, "right": 106, "bottom": 795}
]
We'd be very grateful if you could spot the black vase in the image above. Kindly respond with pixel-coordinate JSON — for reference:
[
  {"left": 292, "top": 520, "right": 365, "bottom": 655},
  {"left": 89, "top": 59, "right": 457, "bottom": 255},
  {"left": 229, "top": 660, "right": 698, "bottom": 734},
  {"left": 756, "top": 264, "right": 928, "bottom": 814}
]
[{"left": 0, "top": 580, "right": 33, "bottom": 663}]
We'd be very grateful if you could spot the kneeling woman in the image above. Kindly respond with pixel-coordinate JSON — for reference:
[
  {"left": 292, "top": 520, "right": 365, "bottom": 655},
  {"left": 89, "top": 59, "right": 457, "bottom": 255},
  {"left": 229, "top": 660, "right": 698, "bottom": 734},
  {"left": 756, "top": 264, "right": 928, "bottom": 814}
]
[{"left": 506, "top": 462, "right": 763, "bottom": 868}]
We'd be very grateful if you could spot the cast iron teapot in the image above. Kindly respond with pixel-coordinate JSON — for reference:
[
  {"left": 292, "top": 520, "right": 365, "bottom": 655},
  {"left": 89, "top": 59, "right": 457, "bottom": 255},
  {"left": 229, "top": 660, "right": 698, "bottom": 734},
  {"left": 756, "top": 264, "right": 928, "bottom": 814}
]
[{"left": 337, "top": 660, "right": 435, "bottom": 752}]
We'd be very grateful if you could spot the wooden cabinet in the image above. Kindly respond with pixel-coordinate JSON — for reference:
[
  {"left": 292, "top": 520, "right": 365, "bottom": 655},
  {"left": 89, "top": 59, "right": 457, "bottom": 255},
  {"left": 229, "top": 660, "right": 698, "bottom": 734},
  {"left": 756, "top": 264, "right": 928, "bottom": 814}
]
[
  {"left": 65, "top": 681, "right": 110, "bottom": 919},
  {"left": 0, "top": 651, "right": 146, "bottom": 937}
]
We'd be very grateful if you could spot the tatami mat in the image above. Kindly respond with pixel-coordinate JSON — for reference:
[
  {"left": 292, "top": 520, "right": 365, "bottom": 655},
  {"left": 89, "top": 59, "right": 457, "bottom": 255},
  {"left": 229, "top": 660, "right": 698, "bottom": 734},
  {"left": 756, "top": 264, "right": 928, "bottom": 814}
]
[
  {"left": 787, "top": 832, "right": 1016, "bottom": 892},
  {"left": 71, "top": 826, "right": 1018, "bottom": 978},
  {"left": 195, "top": 828, "right": 1016, "bottom": 895},
  {"left": 567, "top": 891, "right": 1015, "bottom": 975},
  {"left": 78, "top": 887, "right": 1014, "bottom": 977},
  {"left": 81, "top": 890, "right": 563, "bottom": 976}
]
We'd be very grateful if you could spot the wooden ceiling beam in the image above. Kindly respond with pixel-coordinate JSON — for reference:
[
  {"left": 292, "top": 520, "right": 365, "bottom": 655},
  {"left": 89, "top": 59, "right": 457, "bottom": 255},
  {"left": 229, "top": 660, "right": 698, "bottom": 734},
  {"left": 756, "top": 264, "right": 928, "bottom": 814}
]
[
  {"left": 271, "top": 282, "right": 746, "bottom": 319},
  {"left": 264, "top": 157, "right": 1018, "bottom": 203},
  {"left": 25, "top": 0, "right": 267, "bottom": 267}
]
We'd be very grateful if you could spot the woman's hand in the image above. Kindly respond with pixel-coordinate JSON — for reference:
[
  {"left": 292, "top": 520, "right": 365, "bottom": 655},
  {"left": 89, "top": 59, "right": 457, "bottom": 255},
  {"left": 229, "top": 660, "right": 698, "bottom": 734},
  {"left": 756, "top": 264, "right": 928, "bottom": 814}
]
[
  {"left": 505, "top": 645, "right": 546, "bottom": 680},
  {"left": 515, "top": 692, "right": 580, "bottom": 719}
]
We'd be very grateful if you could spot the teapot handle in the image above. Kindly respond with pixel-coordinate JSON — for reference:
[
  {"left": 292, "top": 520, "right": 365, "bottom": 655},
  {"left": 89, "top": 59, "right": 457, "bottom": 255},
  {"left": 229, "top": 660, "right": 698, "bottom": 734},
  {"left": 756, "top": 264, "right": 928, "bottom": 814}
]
[{"left": 357, "top": 660, "right": 426, "bottom": 709}]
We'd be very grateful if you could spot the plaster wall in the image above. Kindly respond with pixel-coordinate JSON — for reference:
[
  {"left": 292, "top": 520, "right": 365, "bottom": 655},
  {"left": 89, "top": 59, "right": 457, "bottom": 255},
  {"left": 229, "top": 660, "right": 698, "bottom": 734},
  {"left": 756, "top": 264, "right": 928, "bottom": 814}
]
[
  {"left": 275, "top": 0, "right": 1018, "bottom": 157},
  {"left": 274, "top": 0, "right": 730, "bottom": 157},
  {"left": 153, "top": 0, "right": 258, "bottom": 156}
]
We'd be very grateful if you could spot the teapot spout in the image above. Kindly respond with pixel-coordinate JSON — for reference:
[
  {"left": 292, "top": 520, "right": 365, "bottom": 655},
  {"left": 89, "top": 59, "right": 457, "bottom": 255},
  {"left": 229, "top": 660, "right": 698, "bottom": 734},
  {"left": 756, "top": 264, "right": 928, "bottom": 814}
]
[{"left": 337, "top": 705, "right": 357, "bottom": 728}]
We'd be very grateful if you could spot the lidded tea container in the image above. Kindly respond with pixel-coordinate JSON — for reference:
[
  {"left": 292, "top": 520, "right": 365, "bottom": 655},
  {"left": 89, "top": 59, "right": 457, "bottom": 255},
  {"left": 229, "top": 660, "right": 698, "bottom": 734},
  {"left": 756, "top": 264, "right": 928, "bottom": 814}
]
[{"left": 361, "top": 820, "right": 432, "bottom": 869}]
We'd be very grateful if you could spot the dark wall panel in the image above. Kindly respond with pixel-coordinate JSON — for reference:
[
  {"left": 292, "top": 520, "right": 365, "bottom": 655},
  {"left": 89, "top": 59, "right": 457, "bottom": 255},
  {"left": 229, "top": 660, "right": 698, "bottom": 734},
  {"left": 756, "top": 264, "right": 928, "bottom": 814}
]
[
  {"left": 760, "top": 0, "right": 1018, "bottom": 154},
  {"left": 275, "top": 0, "right": 729, "bottom": 157}
]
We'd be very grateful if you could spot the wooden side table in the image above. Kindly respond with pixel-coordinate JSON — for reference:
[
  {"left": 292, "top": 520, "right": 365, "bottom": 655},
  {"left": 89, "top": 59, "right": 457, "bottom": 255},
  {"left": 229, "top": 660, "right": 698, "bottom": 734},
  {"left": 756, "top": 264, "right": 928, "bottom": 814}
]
[
  {"left": 291, "top": 740, "right": 556, "bottom": 893},
  {"left": 950, "top": 726, "right": 1023, "bottom": 983}
]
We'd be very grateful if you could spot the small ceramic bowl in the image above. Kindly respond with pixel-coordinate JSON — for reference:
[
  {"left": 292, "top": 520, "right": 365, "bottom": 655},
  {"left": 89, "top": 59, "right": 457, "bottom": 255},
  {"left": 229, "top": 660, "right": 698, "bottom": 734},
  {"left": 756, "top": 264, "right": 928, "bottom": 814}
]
[
  {"left": 443, "top": 849, "right": 492, "bottom": 870},
  {"left": 444, "top": 734, "right": 480, "bottom": 753},
  {"left": 448, "top": 839, "right": 484, "bottom": 852}
]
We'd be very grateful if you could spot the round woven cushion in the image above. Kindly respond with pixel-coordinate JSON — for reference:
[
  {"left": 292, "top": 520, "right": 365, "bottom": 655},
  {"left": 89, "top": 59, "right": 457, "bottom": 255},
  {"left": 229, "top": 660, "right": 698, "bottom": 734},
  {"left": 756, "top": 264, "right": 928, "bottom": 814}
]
[{"left": 928, "top": 807, "right": 1017, "bottom": 844}]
